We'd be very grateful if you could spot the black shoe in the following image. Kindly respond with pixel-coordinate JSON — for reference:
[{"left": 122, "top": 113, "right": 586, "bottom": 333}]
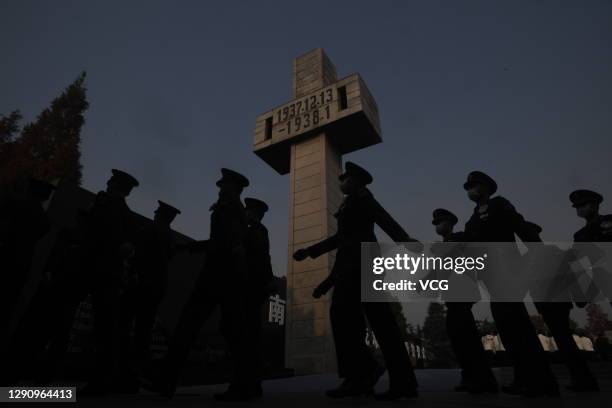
[
  {"left": 78, "top": 382, "right": 110, "bottom": 397},
  {"left": 213, "top": 389, "right": 252, "bottom": 401},
  {"left": 501, "top": 383, "right": 524, "bottom": 395},
  {"left": 139, "top": 375, "right": 175, "bottom": 399},
  {"left": 364, "top": 365, "right": 386, "bottom": 389},
  {"left": 466, "top": 382, "right": 498, "bottom": 394},
  {"left": 454, "top": 384, "right": 469, "bottom": 392},
  {"left": 374, "top": 388, "right": 418, "bottom": 401},
  {"left": 0, "top": 375, "right": 19, "bottom": 387},
  {"left": 325, "top": 379, "right": 372, "bottom": 398},
  {"left": 521, "top": 386, "right": 560, "bottom": 398},
  {"left": 112, "top": 381, "right": 140, "bottom": 394},
  {"left": 566, "top": 382, "right": 600, "bottom": 392},
  {"left": 250, "top": 385, "right": 263, "bottom": 399}
]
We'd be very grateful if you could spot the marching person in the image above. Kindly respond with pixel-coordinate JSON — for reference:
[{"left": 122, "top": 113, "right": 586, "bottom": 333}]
[
  {"left": 570, "top": 190, "right": 610, "bottom": 243},
  {"left": 5, "top": 169, "right": 140, "bottom": 394},
  {"left": 116, "top": 200, "right": 181, "bottom": 392},
  {"left": 462, "top": 170, "right": 558, "bottom": 397},
  {"left": 0, "top": 178, "right": 54, "bottom": 383},
  {"left": 0, "top": 178, "right": 54, "bottom": 343},
  {"left": 569, "top": 190, "right": 612, "bottom": 326},
  {"left": 431, "top": 208, "right": 497, "bottom": 393},
  {"left": 79, "top": 169, "right": 140, "bottom": 395},
  {"left": 242, "top": 197, "right": 275, "bottom": 398},
  {"left": 150, "top": 168, "right": 251, "bottom": 401},
  {"left": 293, "top": 161, "right": 420, "bottom": 400},
  {"left": 525, "top": 221, "right": 599, "bottom": 392}
]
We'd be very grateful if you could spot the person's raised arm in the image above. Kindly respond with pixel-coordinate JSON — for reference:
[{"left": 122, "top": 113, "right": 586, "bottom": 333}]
[
  {"left": 293, "top": 233, "right": 339, "bottom": 261},
  {"left": 370, "top": 197, "right": 422, "bottom": 251},
  {"left": 499, "top": 198, "right": 541, "bottom": 243}
]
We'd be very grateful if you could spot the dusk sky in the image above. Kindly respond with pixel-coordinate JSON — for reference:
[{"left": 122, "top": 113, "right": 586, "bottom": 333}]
[{"left": 2, "top": 1, "right": 611, "bottom": 322}]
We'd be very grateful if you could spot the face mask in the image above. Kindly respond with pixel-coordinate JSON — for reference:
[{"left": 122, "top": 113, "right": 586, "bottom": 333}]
[
  {"left": 435, "top": 223, "right": 449, "bottom": 236},
  {"left": 576, "top": 206, "right": 592, "bottom": 219},
  {"left": 468, "top": 191, "right": 482, "bottom": 202}
]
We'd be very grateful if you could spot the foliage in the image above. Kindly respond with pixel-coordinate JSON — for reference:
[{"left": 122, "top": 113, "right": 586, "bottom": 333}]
[{"left": 0, "top": 72, "right": 88, "bottom": 187}]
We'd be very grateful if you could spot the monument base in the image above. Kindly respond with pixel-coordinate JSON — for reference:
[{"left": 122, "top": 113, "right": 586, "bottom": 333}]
[{"left": 286, "top": 133, "right": 343, "bottom": 374}]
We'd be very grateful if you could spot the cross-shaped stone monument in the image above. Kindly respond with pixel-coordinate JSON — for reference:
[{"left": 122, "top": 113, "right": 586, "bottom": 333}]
[{"left": 253, "top": 48, "right": 382, "bottom": 374}]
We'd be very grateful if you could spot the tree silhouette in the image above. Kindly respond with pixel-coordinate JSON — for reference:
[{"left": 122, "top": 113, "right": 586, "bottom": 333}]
[
  {"left": 568, "top": 316, "right": 579, "bottom": 332},
  {"left": 422, "top": 302, "right": 452, "bottom": 366},
  {"left": 530, "top": 314, "right": 549, "bottom": 335},
  {"left": 0, "top": 110, "right": 23, "bottom": 197},
  {"left": 389, "top": 301, "right": 412, "bottom": 341},
  {"left": 585, "top": 303, "right": 612, "bottom": 337},
  {"left": 0, "top": 110, "right": 22, "bottom": 143},
  {"left": 0, "top": 72, "right": 88, "bottom": 186},
  {"left": 476, "top": 318, "right": 497, "bottom": 335}
]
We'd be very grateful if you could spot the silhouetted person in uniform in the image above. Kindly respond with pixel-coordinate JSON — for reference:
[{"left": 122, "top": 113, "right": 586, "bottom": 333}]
[
  {"left": 525, "top": 221, "right": 599, "bottom": 392},
  {"left": 0, "top": 178, "right": 54, "bottom": 374},
  {"left": 77, "top": 169, "right": 140, "bottom": 395},
  {"left": 569, "top": 190, "right": 612, "bottom": 320},
  {"left": 0, "top": 178, "right": 54, "bottom": 322},
  {"left": 571, "top": 190, "right": 609, "bottom": 243},
  {"left": 116, "top": 200, "right": 180, "bottom": 392},
  {"left": 293, "top": 162, "right": 420, "bottom": 400},
  {"left": 152, "top": 168, "right": 250, "bottom": 401},
  {"left": 600, "top": 214, "right": 612, "bottom": 242},
  {"left": 462, "top": 171, "right": 558, "bottom": 397},
  {"left": 595, "top": 331, "right": 610, "bottom": 361},
  {"left": 431, "top": 208, "right": 497, "bottom": 393},
  {"left": 2, "top": 210, "right": 88, "bottom": 385},
  {"left": 242, "top": 197, "right": 275, "bottom": 398}
]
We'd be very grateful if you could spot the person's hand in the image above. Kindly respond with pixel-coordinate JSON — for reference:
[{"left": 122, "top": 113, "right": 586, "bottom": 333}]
[
  {"left": 120, "top": 242, "right": 135, "bottom": 258},
  {"left": 177, "top": 240, "right": 209, "bottom": 253},
  {"left": 312, "top": 284, "right": 326, "bottom": 299},
  {"left": 293, "top": 248, "right": 309, "bottom": 261},
  {"left": 404, "top": 239, "right": 424, "bottom": 254},
  {"left": 312, "top": 279, "right": 332, "bottom": 298},
  {"left": 263, "top": 279, "right": 277, "bottom": 295},
  {"left": 175, "top": 243, "right": 190, "bottom": 252}
]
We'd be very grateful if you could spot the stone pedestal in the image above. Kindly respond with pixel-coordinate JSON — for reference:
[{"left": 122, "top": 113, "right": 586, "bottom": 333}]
[{"left": 286, "top": 132, "right": 342, "bottom": 373}]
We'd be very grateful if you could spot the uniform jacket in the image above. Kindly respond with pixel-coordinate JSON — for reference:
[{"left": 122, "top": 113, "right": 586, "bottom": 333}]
[
  {"left": 306, "top": 189, "right": 414, "bottom": 286},
  {"left": 208, "top": 198, "right": 247, "bottom": 257},
  {"left": 464, "top": 196, "right": 537, "bottom": 300},
  {"left": 574, "top": 215, "right": 612, "bottom": 242},
  {"left": 80, "top": 191, "right": 134, "bottom": 278},
  {"left": 132, "top": 223, "right": 175, "bottom": 291},
  {"left": 464, "top": 196, "right": 537, "bottom": 243},
  {"left": 245, "top": 220, "right": 274, "bottom": 299},
  {"left": 0, "top": 196, "right": 50, "bottom": 272},
  {"left": 205, "top": 197, "right": 248, "bottom": 284}
]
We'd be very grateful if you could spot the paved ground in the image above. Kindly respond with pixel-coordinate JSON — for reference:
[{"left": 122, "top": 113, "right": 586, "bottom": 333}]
[{"left": 17, "top": 364, "right": 612, "bottom": 407}]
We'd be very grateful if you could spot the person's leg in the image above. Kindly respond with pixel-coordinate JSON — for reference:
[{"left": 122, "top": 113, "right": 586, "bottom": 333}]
[
  {"left": 115, "top": 288, "right": 139, "bottom": 390},
  {"left": 329, "top": 283, "right": 375, "bottom": 382},
  {"left": 446, "top": 302, "right": 471, "bottom": 387},
  {"left": 3, "top": 283, "right": 56, "bottom": 383},
  {"left": 87, "top": 283, "right": 121, "bottom": 392},
  {"left": 363, "top": 301, "right": 417, "bottom": 398},
  {"left": 160, "top": 274, "right": 218, "bottom": 396},
  {"left": 446, "top": 302, "right": 497, "bottom": 391},
  {"left": 241, "top": 295, "right": 264, "bottom": 397},
  {"left": 538, "top": 303, "right": 598, "bottom": 391},
  {"left": 0, "top": 260, "right": 28, "bottom": 351},
  {"left": 218, "top": 293, "right": 249, "bottom": 397},
  {"left": 41, "top": 282, "right": 88, "bottom": 383},
  {"left": 492, "top": 302, "right": 557, "bottom": 396},
  {"left": 132, "top": 289, "right": 161, "bottom": 370}
]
